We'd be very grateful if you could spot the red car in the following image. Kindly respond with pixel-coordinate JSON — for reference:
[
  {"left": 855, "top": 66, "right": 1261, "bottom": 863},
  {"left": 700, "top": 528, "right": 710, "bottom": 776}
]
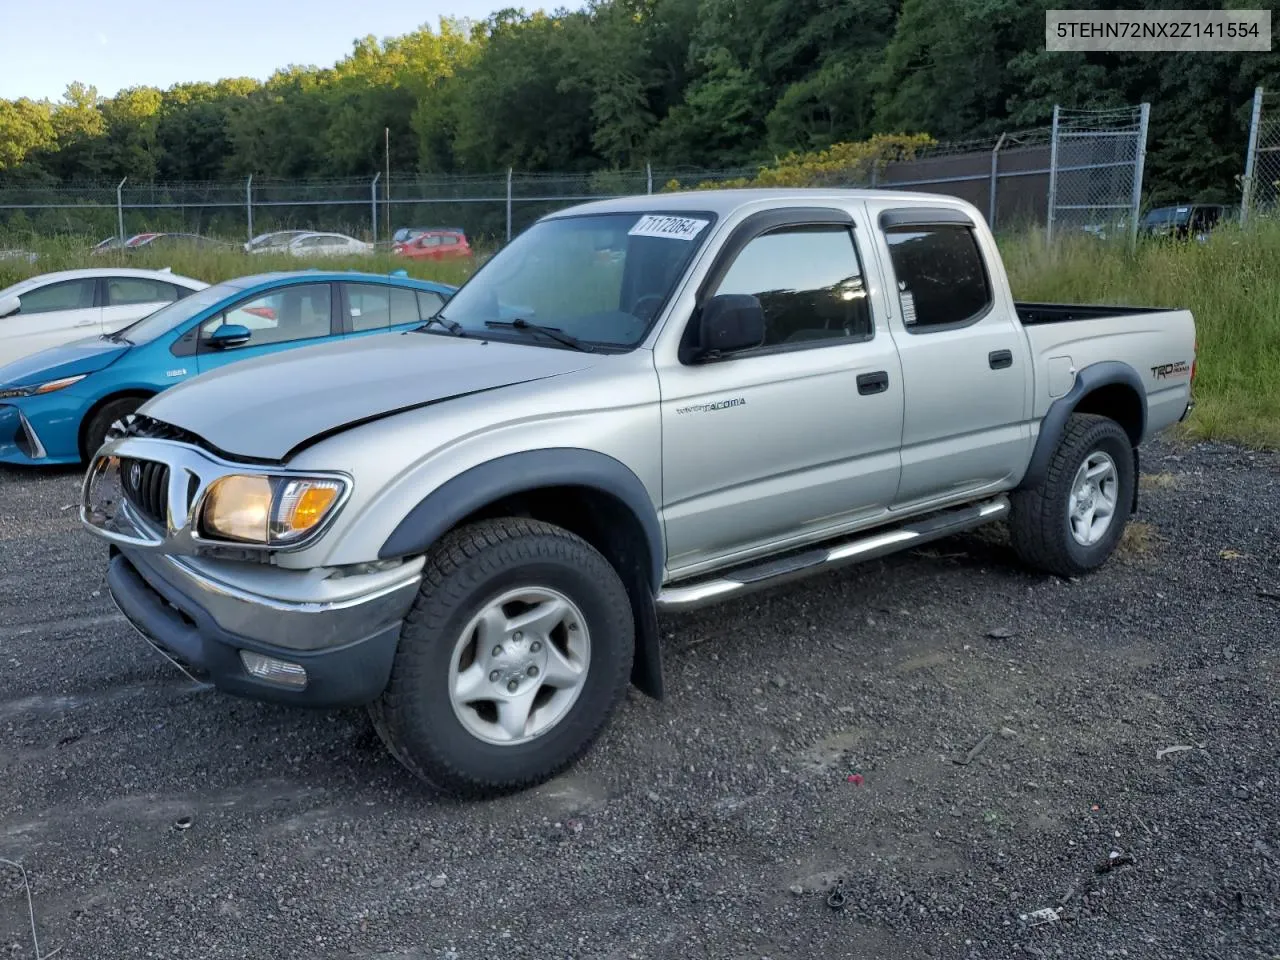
[{"left": 393, "top": 230, "right": 472, "bottom": 260}]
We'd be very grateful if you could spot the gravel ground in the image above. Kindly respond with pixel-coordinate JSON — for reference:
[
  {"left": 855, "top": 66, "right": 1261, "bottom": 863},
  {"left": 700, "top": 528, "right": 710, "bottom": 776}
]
[{"left": 1, "top": 436, "right": 1277, "bottom": 960}]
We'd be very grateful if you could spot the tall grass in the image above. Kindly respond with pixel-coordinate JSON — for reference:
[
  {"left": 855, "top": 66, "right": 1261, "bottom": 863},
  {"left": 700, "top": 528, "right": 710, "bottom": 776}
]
[
  {"left": 0, "top": 235, "right": 479, "bottom": 291},
  {"left": 4, "top": 224, "right": 1280, "bottom": 448},
  {"left": 1001, "top": 222, "right": 1280, "bottom": 448}
]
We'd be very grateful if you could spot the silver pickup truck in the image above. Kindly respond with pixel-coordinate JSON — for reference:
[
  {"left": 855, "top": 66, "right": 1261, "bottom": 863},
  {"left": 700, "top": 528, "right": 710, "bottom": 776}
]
[{"left": 81, "top": 189, "right": 1197, "bottom": 796}]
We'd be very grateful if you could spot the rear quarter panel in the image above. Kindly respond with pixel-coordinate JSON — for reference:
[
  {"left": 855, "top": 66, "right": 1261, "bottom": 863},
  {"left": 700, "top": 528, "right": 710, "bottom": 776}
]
[{"left": 1023, "top": 308, "right": 1196, "bottom": 441}]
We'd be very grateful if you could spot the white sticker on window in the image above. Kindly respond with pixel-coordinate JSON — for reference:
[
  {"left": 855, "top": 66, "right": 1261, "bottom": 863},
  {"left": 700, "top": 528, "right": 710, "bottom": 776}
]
[
  {"left": 627, "top": 215, "right": 710, "bottom": 241},
  {"left": 900, "top": 290, "right": 917, "bottom": 325}
]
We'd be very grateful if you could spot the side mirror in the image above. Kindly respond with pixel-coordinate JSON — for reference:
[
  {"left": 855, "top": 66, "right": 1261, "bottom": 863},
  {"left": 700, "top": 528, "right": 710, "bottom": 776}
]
[
  {"left": 0, "top": 296, "right": 19, "bottom": 319},
  {"left": 696, "top": 293, "right": 765, "bottom": 359},
  {"left": 203, "top": 323, "right": 252, "bottom": 349}
]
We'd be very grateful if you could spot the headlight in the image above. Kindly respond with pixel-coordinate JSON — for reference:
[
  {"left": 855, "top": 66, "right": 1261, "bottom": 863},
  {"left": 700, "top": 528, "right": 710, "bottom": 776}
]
[
  {"left": 0, "top": 374, "right": 87, "bottom": 400},
  {"left": 199, "top": 474, "right": 347, "bottom": 545}
]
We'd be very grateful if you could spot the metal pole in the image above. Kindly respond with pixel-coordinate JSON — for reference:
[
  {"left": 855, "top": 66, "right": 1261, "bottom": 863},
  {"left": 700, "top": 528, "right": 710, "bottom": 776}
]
[
  {"left": 506, "top": 168, "right": 513, "bottom": 243},
  {"left": 384, "top": 127, "right": 391, "bottom": 243},
  {"left": 246, "top": 174, "right": 253, "bottom": 243},
  {"left": 1128, "top": 103, "right": 1151, "bottom": 251},
  {"left": 1241, "top": 86, "right": 1264, "bottom": 226},
  {"left": 371, "top": 172, "right": 381, "bottom": 242},
  {"left": 989, "top": 132, "right": 1007, "bottom": 229},
  {"left": 1046, "top": 105, "right": 1061, "bottom": 242},
  {"left": 869, "top": 163, "right": 879, "bottom": 188},
  {"left": 116, "top": 177, "right": 127, "bottom": 243},
  {"left": 646, "top": 161, "right": 653, "bottom": 194}
]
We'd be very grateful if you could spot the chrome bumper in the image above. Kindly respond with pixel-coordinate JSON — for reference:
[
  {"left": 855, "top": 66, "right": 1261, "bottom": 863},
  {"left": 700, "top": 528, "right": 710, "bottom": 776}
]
[{"left": 118, "top": 545, "right": 423, "bottom": 651}]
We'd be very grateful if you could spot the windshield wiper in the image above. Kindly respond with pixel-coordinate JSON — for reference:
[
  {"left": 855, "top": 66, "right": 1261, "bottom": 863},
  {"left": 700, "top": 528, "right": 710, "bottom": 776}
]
[
  {"left": 483, "top": 318, "right": 594, "bottom": 352},
  {"left": 416, "top": 313, "right": 465, "bottom": 337},
  {"left": 104, "top": 331, "right": 133, "bottom": 344}
]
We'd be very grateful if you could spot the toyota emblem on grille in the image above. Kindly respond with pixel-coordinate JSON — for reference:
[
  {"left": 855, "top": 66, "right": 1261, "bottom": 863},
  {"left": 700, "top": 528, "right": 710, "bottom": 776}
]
[{"left": 128, "top": 461, "right": 142, "bottom": 488}]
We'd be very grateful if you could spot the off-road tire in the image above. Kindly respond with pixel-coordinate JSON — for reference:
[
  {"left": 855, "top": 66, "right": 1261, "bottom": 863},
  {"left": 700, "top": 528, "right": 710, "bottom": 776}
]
[
  {"left": 1009, "top": 413, "right": 1135, "bottom": 578},
  {"left": 368, "top": 517, "right": 634, "bottom": 798},
  {"left": 81, "top": 396, "right": 145, "bottom": 461}
]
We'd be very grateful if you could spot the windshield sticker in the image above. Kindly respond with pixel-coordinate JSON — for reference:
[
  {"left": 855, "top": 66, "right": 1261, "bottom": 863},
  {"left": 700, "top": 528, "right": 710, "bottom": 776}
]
[{"left": 628, "top": 215, "right": 710, "bottom": 241}]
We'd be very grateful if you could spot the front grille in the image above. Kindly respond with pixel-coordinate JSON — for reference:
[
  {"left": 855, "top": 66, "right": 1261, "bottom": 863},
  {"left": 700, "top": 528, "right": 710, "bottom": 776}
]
[{"left": 120, "top": 457, "right": 171, "bottom": 528}]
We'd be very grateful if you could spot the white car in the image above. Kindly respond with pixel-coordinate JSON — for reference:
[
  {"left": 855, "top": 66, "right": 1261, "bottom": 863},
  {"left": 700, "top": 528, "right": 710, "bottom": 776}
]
[
  {"left": 244, "top": 230, "right": 311, "bottom": 254},
  {"left": 285, "top": 232, "right": 373, "bottom": 257},
  {"left": 0, "top": 267, "right": 208, "bottom": 368}
]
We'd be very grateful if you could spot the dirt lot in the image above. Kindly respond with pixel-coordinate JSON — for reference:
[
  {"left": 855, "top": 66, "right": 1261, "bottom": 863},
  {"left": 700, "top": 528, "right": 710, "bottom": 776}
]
[{"left": 2, "top": 436, "right": 1277, "bottom": 960}]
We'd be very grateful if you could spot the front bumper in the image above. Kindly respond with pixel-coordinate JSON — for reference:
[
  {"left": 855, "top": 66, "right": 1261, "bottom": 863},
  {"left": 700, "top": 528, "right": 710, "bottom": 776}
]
[
  {"left": 105, "top": 545, "right": 421, "bottom": 707},
  {"left": 0, "top": 396, "right": 83, "bottom": 465}
]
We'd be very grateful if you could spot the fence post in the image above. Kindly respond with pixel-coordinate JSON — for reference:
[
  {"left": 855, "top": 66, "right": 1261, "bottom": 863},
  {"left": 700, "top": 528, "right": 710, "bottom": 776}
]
[
  {"left": 869, "top": 163, "right": 879, "bottom": 188},
  {"left": 989, "top": 133, "right": 1007, "bottom": 229},
  {"left": 506, "top": 168, "right": 513, "bottom": 243},
  {"left": 646, "top": 161, "right": 653, "bottom": 194},
  {"left": 1046, "top": 105, "right": 1061, "bottom": 242},
  {"left": 1241, "top": 86, "right": 1264, "bottom": 226},
  {"left": 116, "top": 177, "right": 127, "bottom": 243},
  {"left": 1128, "top": 103, "right": 1151, "bottom": 251},
  {"left": 245, "top": 175, "right": 253, "bottom": 243},
  {"left": 371, "top": 172, "right": 381, "bottom": 242}
]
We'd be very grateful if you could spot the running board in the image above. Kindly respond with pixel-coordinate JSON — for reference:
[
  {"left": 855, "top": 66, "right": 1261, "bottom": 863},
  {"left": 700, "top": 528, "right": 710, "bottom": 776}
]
[{"left": 655, "top": 495, "right": 1010, "bottom": 613}]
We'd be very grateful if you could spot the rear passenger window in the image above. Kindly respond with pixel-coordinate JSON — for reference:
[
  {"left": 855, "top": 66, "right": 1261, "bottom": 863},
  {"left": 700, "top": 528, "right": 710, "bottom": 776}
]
[
  {"left": 107, "top": 278, "right": 178, "bottom": 306},
  {"left": 347, "top": 284, "right": 391, "bottom": 332},
  {"left": 711, "top": 224, "right": 872, "bottom": 348},
  {"left": 884, "top": 224, "right": 992, "bottom": 331}
]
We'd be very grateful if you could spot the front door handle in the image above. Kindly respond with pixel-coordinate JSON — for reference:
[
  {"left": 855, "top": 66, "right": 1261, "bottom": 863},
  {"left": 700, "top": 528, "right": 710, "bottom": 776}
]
[
  {"left": 989, "top": 349, "right": 1013, "bottom": 369},
  {"left": 75, "top": 320, "right": 97, "bottom": 327},
  {"left": 857, "top": 371, "right": 889, "bottom": 395}
]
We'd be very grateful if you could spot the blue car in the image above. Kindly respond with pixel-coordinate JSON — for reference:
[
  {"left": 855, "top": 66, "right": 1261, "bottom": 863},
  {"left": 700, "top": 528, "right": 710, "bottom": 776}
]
[{"left": 0, "top": 270, "right": 456, "bottom": 466}]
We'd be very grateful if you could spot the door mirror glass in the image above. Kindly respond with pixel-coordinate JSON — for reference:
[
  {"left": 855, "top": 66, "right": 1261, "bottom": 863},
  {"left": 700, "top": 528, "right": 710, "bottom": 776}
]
[
  {"left": 697, "top": 294, "right": 766, "bottom": 358},
  {"left": 0, "top": 296, "right": 19, "bottom": 319},
  {"left": 203, "top": 323, "right": 252, "bottom": 349}
]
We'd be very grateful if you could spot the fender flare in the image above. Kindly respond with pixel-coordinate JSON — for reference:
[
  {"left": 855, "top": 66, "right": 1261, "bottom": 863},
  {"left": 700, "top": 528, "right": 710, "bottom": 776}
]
[
  {"left": 1020, "top": 360, "right": 1147, "bottom": 490},
  {"left": 377, "top": 447, "right": 665, "bottom": 589}
]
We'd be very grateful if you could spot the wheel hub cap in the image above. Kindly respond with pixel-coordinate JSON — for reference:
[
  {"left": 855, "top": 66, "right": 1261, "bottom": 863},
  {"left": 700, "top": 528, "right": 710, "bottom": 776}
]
[
  {"left": 448, "top": 587, "right": 591, "bottom": 746},
  {"left": 1068, "top": 451, "right": 1119, "bottom": 546}
]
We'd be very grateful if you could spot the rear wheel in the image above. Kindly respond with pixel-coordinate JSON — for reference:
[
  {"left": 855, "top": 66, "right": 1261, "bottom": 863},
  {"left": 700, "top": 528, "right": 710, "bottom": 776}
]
[
  {"left": 81, "top": 396, "right": 145, "bottom": 461},
  {"left": 1009, "top": 413, "right": 1135, "bottom": 578},
  {"left": 368, "top": 517, "right": 634, "bottom": 797}
]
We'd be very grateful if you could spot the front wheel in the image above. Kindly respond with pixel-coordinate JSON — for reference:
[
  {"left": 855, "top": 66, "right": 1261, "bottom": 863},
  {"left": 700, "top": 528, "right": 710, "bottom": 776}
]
[
  {"left": 81, "top": 396, "right": 145, "bottom": 462},
  {"left": 368, "top": 517, "right": 635, "bottom": 797},
  {"left": 1009, "top": 413, "right": 1135, "bottom": 578}
]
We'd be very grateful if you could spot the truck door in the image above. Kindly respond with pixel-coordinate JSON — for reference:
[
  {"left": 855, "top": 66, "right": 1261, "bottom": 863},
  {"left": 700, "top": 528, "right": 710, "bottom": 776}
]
[
  {"left": 871, "top": 207, "right": 1032, "bottom": 509},
  {"left": 656, "top": 208, "right": 904, "bottom": 574}
]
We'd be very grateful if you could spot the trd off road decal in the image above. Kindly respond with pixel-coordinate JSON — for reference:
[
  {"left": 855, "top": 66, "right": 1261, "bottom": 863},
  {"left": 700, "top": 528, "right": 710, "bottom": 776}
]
[{"left": 1151, "top": 360, "right": 1190, "bottom": 379}]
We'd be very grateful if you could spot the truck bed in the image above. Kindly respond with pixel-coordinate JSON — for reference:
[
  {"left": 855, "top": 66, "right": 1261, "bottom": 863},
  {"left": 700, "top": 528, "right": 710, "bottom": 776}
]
[{"left": 1015, "top": 302, "right": 1170, "bottom": 326}]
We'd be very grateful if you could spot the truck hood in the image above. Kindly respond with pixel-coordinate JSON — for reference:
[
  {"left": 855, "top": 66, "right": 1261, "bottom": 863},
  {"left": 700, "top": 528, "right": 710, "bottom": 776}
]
[
  {"left": 0, "top": 336, "right": 130, "bottom": 389},
  {"left": 139, "top": 331, "right": 598, "bottom": 461}
]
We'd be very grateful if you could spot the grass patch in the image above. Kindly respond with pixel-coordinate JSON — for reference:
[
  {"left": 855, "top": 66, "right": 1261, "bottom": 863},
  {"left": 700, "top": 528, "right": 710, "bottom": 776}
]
[
  {"left": 0, "top": 234, "right": 479, "bottom": 291},
  {"left": 1139, "top": 472, "right": 1179, "bottom": 491},
  {"left": 1118, "top": 521, "right": 1161, "bottom": 557},
  {"left": 1000, "top": 222, "right": 1280, "bottom": 449}
]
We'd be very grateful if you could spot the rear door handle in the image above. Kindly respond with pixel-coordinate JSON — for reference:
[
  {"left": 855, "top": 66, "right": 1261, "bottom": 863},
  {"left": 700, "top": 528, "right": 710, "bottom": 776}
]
[
  {"left": 857, "top": 371, "right": 889, "bottom": 395},
  {"left": 989, "top": 349, "right": 1013, "bottom": 369}
]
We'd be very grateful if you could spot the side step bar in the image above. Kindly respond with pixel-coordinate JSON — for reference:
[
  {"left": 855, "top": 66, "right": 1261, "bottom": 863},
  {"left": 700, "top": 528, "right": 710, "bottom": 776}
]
[{"left": 655, "top": 495, "right": 1009, "bottom": 613}]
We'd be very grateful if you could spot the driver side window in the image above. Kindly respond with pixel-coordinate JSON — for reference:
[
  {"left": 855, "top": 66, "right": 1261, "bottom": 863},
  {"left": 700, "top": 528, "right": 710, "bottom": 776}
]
[
  {"left": 711, "top": 225, "right": 873, "bottom": 348},
  {"left": 198, "top": 283, "right": 334, "bottom": 351}
]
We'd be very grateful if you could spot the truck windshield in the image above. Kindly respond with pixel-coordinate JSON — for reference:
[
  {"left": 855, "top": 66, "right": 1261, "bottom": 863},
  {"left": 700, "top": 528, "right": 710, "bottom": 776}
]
[
  {"left": 435, "top": 211, "right": 717, "bottom": 349},
  {"left": 109, "top": 282, "right": 240, "bottom": 344}
]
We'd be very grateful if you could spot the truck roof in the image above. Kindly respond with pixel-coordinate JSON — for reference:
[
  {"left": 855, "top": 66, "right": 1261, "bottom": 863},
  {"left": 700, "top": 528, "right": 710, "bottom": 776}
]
[{"left": 549, "top": 187, "right": 972, "bottom": 220}]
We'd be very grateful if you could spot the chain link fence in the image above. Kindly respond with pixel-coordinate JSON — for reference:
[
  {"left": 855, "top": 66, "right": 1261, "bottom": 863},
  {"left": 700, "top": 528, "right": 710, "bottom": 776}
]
[
  {"left": 1046, "top": 104, "right": 1150, "bottom": 244},
  {"left": 1241, "top": 87, "right": 1280, "bottom": 224},
  {"left": 0, "top": 103, "right": 1163, "bottom": 248}
]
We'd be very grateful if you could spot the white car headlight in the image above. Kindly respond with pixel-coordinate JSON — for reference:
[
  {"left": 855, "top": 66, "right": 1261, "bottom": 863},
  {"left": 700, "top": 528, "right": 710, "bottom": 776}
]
[{"left": 199, "top": 474, "right": 348, "bottom": 545}]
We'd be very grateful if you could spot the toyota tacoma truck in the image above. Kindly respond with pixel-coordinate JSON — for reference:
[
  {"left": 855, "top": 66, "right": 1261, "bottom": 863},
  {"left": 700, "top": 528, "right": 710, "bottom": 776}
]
[{"left": 80, "top": 189, "right": 1197, "bottom": 797}]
